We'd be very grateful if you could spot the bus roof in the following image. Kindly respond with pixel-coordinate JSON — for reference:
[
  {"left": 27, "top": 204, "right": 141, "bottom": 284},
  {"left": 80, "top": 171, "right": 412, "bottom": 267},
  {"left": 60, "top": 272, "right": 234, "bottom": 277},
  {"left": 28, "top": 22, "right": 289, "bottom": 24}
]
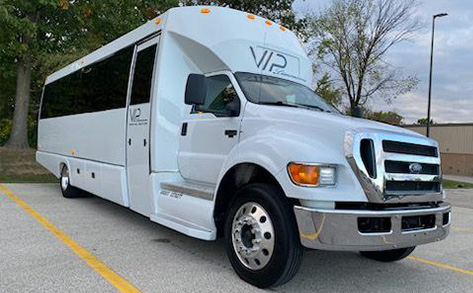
[{"left": 46, "top": 6, "right": 312, "bottom": 87}]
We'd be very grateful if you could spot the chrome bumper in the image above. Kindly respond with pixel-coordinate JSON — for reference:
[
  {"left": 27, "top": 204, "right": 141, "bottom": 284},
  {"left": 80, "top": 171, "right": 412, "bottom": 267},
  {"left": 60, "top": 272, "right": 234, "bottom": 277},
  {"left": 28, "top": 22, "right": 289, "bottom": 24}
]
[{"left": 294, "top": 203, "right": 451, "bottom": 251}]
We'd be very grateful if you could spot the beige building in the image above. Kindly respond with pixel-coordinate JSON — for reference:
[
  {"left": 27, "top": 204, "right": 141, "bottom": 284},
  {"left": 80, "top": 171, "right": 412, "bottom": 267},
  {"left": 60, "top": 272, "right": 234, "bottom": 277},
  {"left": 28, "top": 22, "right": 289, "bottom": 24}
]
[{"left": 403, "top": 123, "right": 473, "bottom": 176}]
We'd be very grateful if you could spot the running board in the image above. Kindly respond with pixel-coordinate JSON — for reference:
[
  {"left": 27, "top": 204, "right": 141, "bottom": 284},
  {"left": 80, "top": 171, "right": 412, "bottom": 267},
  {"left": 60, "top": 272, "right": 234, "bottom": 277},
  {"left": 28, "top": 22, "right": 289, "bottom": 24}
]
[
  {"left": 160, "top": 181, "right": 215, "bottom": 201},
  {"left": 150, "top": 212, "right": 215, "bottom": 240}
]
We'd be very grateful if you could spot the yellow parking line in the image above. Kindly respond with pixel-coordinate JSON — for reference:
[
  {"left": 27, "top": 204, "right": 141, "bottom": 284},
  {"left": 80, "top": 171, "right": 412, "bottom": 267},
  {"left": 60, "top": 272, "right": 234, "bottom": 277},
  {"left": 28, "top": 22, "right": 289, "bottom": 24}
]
[
  {"left": 408, "top": 256, "right": 473, "bottom": 277},
  {"left": 0, "top": 184, "right": 141, "bottom": 293}
]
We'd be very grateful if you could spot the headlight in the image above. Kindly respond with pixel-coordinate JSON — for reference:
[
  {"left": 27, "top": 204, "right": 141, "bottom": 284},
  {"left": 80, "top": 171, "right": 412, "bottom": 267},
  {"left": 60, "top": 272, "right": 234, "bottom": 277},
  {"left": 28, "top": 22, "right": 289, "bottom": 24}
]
[{"left": 287, "top": 162, "right": 337, "bottom": 187}]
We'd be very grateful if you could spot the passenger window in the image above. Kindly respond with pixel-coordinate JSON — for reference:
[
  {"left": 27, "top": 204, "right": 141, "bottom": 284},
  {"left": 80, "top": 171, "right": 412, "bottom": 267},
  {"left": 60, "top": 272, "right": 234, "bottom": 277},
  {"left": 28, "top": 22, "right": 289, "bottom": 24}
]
[
  {"left": 194, "top": 75, "right": 240, "bottom": 117},
  {"left": 40, "top": 46, "right": 133, "bottom": 119}
]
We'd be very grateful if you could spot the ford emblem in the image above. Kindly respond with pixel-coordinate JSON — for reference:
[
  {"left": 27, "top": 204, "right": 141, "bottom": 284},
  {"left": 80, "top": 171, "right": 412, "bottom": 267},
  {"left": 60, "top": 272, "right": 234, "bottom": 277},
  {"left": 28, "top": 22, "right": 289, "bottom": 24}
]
[{"left": 409, "top": 163, "right": 423, "bottom": 174}]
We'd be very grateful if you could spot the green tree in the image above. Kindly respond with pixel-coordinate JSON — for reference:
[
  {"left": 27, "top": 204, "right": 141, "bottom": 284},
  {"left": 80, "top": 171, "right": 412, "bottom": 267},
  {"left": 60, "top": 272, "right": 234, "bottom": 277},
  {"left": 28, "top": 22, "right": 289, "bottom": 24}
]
[
  {"left": 0, "top": 0, "right": 178, "bottom": 149},
  {"left": 307, "top": 0, "right": 420, "bottom": 115},
  {"left": 365, "top": 110, "right": 403, "bottom": 125},
  {"left": 417, "top": 118, "right": 433, "bottom": 125},
  {"left": 314, "top": 72, "right": 342, "bottom": 107}
]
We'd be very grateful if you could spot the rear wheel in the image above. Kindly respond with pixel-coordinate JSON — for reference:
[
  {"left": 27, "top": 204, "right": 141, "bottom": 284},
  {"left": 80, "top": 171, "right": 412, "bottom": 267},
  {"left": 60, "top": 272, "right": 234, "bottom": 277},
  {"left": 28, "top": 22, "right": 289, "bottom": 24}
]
[
  {"left": 224, "top": 183, "right": 302, "bottom": 288},
  {"left": 360, "top": 247, "right": 415, "bottom": 262},
  {"left": 60, "top": 165, "right": 83, "bottom": 198}
]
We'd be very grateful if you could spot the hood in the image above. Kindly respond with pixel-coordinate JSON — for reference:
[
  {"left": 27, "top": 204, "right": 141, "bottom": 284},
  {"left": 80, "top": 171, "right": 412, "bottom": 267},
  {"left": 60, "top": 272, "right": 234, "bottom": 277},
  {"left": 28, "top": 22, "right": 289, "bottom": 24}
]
[
  {"left": 244, "top": 103, "right": 424, "bottom": 138},
  {"left": 241, "top": 102, "right": 433, "bottom": 164}
]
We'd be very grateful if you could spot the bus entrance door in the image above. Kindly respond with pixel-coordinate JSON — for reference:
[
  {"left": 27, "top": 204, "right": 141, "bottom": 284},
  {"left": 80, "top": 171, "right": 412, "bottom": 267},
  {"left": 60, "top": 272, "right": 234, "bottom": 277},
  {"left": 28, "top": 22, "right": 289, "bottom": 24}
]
[{"left": 126, "top": 36, "right": 159, "bottom": 216}]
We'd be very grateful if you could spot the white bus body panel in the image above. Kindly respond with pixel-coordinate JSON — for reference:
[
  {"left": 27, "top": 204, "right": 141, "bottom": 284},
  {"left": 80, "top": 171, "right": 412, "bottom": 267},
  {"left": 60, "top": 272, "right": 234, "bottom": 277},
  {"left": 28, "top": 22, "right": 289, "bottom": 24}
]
[
  {"left": 37, "top": 6, "right": 315, "bottom": 240},
  {"left": 37, "top": 109, "right": 126, "bottom": 166},
  {"left": 36, "top": 152, "right": 128, "bottom": 206}
]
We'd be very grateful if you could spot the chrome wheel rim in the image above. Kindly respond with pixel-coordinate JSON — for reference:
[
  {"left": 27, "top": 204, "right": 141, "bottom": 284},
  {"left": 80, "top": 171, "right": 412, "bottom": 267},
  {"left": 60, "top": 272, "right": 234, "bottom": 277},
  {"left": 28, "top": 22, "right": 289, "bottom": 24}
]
[
  {"left": 232, "top": 202, "right": 275, "bottom": 270},
  {"left": 60, "top": 167, "right": 69, "bottom": 191}
]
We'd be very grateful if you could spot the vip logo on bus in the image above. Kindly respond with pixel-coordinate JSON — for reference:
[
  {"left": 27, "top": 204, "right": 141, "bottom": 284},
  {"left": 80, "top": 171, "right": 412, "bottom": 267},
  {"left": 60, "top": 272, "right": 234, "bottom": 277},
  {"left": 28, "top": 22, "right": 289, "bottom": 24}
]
[
  {"left": 250, "top": 46, "right": 287, "bottom": 72},
  {"left": 249, "top": 46, "right": 302, "bottom": 81},
  {"left": 129, "top": 108, "right": 147, "bottom": 126},
  {"left": 130, "top": 108, "right": 141, "bottom": 122}
]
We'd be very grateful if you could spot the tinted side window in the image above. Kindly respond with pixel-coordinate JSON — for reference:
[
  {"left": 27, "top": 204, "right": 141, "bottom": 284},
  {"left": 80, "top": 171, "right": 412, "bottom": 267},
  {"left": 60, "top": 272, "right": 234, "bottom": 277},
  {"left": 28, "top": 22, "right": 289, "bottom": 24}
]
[
  {"left": 130, "top": 44, "right": 157, "bottom": 105},
  {"left": 194, "top": 75, "right": 239, "bottom": 117},
  {"left": 41, "top": 73, "right": 76, "bottom": 118},
  {"left": 80, "top": 46, "right": 133, "bottom": 112},
  {"left": 40, "top": 46, "right": 133, "bottom": 118}
]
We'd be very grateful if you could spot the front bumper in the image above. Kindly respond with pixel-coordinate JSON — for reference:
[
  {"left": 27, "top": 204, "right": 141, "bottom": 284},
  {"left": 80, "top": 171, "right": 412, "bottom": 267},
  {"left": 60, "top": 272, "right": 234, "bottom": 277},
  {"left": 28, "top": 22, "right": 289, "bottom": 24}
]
[{"left": 294, "top": 203, "right": 451, "bottom": 251}]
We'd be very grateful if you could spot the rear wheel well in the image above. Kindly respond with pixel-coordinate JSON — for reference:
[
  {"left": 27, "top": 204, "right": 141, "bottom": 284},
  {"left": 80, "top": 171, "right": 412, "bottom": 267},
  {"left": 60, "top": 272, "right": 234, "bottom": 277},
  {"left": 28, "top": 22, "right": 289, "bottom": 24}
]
[{"left": 214, "top": 163, "right": 297, "bottom": 237}]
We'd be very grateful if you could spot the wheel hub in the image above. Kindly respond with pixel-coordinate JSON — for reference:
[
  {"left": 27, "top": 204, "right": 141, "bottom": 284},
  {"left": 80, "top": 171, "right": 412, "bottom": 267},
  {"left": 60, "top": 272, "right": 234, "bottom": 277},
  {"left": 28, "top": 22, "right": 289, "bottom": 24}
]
[
  {"left": 240, "top": 224, "right": 255, "bottom": 248},
  {"left": 232, "top": 202, "right": 275, "bottom": 270},
  {"left": 60, "top": 167, "right": 69, "bottom": 191}
]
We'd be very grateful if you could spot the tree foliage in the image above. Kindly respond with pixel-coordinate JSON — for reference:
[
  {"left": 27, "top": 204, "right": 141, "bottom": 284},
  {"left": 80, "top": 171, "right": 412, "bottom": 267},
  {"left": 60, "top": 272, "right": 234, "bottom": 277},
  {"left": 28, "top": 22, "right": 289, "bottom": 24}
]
[
  {"left": 417, "top": 118, "right": 434, "bottom": 125},
  {"left": 307, "top": 0, "right": 420, "bottom": 114},
  {"left": 0, "top": 0, "right": 178, "bottom": 148},
  {"left": 314, "top": 72, "right": 342, "bottom": 107},
  {"left": 365, "top": 110, "right": 403, "bottom": 125}
]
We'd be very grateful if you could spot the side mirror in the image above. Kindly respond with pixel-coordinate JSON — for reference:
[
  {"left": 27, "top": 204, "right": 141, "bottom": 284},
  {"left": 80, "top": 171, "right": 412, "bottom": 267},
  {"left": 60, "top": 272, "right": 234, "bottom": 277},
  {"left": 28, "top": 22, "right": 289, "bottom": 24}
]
[{"left": 185, "top": 74, "right": 207, "bottom": 105}]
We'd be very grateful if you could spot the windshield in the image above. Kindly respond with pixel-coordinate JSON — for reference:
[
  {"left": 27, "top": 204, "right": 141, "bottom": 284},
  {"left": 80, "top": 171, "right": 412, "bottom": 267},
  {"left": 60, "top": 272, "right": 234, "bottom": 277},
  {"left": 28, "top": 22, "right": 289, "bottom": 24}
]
[{"left": 235, "top": 72, "right": 340, "bottom": 114}]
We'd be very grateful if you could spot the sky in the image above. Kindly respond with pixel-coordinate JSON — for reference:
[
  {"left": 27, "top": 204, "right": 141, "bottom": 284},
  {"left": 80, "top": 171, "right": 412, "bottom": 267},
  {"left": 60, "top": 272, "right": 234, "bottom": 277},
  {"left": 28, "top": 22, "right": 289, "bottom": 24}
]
[{"left": 293, "top": 0, "right": 473, "bottom": 124}]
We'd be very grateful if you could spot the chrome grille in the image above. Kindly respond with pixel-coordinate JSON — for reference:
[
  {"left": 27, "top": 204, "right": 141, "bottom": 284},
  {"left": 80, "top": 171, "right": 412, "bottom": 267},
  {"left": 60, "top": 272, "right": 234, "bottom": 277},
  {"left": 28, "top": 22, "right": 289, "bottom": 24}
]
[
  {"left": 382, "top": 140, "right": 438, "bottom": 157},
  {"left": 345, "top": 130, "right": 444, "bottom": 204},
  {"left": 384, "top": 161, "right": 439, "bottom": 175}
]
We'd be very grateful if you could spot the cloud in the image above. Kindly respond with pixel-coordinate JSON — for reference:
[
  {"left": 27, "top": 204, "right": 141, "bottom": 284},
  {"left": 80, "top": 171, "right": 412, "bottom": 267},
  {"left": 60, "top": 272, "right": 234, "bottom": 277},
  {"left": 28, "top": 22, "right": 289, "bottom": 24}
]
[{"left": 294, "top": 0, "right": 473, "bottom": 123}]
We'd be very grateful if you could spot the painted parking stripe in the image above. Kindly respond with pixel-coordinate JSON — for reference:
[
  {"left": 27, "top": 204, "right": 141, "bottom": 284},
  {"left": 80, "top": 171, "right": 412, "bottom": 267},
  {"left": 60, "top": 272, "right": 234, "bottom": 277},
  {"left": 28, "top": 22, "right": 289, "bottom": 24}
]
[
  {"left": 408, "top": 256, "right": 473, "bottom": 277},
  {"left": 0, "top": 184, "right": 141, "bottom": 293}
]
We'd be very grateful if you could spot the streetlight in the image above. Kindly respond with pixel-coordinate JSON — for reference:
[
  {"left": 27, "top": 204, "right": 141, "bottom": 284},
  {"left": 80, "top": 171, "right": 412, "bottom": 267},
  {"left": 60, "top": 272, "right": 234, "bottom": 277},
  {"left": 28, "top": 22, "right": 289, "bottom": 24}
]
[{"left": 426, "top": 13, "right": 448, "bottom": 137}]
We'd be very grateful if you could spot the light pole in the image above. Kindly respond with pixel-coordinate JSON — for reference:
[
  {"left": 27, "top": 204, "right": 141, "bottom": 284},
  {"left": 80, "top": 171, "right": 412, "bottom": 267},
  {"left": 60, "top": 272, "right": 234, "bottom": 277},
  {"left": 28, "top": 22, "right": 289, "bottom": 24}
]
[{"left": 426, "top": 13, "right": 448, "bottom": 137}]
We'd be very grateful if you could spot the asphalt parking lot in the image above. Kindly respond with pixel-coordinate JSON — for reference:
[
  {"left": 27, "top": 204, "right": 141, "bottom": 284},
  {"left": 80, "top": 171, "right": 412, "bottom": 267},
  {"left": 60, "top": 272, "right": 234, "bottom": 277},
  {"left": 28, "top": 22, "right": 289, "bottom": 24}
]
[{"left": 1, "top": 183, "right": 472, "bottom": 292}]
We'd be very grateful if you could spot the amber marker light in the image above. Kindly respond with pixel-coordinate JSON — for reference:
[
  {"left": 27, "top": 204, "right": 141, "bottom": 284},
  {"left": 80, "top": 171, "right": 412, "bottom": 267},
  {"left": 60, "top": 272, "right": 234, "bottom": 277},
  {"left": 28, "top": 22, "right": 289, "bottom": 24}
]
[
  {"left": 287, "top": 163, "right": 337, "bottom": 187},
  {"left": 280, "top": 26, "right": 286, "bottom": 31},
  {"left": 154, "top": 18, "right": 161, "bottom": 25},
  {"left": 265, "top": 20, "right": 273, "bottom": 26},
  {"left": 201, "top": 8, "right": 211, "bottom": 13},
  {"left": 247, "top": 14, "right": 255, "bottom": 20}
]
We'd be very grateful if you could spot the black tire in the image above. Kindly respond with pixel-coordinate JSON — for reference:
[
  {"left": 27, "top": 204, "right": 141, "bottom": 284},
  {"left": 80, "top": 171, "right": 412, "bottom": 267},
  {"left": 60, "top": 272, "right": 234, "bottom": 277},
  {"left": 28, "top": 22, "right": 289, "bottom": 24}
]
[
  {"left": 360, "top": 246, "right": 416, "bottom": 262},
  {"left": 59, "top": 165, "right": 83, "bottom": 198},
  {"left": 224, "top": 183, "right": 303, "bottom": 288}
]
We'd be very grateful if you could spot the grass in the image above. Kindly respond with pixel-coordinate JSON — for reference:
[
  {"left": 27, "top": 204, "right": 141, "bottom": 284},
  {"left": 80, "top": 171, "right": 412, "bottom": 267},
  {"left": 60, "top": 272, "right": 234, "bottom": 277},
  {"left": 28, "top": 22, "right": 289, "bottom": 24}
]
[
  {"left": 0, "top": 147, "right": 57, "bottom": 183},
  {"left": 442, "top": 179, "right": 473, "bottom": 189}
]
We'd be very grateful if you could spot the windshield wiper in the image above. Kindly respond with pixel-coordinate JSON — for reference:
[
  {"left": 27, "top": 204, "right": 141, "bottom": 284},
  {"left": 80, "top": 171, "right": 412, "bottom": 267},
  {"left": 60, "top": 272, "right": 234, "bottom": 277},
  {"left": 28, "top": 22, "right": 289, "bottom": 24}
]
[
  {"left": 259, "top": 101, "right": 300, "bottom": 108},
  {"left": 259, "top": 101, "right": 330, "bottom": 113},
  {"left": 297, "top": 103, "right": 330, "bottom": 112}
]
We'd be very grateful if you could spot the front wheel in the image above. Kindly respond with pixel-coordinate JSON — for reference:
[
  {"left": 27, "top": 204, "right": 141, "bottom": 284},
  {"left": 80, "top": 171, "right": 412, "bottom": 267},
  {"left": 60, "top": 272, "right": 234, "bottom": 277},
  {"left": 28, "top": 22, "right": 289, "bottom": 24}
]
[
  {"left": 224, "top": 183, "right": 302, "bottom": 288},
  {"left": 360, "top": 246, "right": 416, "bottom": 262}
]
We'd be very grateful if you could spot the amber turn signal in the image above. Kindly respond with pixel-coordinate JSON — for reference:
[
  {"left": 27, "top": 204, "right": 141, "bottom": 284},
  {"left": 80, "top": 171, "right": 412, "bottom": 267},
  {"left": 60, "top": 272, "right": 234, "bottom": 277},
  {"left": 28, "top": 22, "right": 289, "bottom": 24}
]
[{"left": 287, "top": 163, "right": 320, "bottom": 186}]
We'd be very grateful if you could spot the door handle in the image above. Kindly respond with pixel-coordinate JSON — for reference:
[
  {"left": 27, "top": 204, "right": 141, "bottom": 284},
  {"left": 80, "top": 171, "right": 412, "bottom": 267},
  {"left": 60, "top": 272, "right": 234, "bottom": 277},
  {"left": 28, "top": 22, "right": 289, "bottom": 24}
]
[
  {"left": 144, "top": 139, "right": 147, "bottom": 147},
  {"left": 225, "top": 130, "right": 238, "bottom": 138},
  {"left": 181, "top": 122, "right": 188, "bottom": 136},
  {"left": 128, "top": 138, "right": 131, "bottom": 146}
]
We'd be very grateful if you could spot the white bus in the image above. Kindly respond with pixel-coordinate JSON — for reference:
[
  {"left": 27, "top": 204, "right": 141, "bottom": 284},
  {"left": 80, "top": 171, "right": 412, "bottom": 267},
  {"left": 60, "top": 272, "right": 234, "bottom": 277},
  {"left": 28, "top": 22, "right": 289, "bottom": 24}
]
[{"left": 37, "top": 6, "right": 450, "bottom": 288}]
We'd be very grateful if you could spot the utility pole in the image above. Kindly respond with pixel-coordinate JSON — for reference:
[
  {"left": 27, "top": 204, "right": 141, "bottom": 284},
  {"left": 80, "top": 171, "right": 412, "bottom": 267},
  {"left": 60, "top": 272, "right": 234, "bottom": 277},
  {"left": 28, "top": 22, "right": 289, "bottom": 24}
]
[{"left": 426, "top": 13, "right": 448, "bottom": 137}]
